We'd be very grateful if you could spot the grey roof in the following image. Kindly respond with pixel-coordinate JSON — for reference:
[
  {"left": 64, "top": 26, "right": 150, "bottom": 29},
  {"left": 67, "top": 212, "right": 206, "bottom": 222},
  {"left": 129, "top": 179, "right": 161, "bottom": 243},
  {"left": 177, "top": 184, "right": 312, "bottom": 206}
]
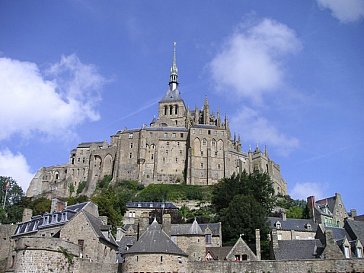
[
  {"left": 325, "top": 226, "right": 351, "bottom": 241},
  {"left": 126, "top": 220, "right": 187, "bottom": 256},
  {"left": 160, "top": 88, "right": 183, "bottom": 102},
  {"left": 83, "top": 210, "right": 118, "bottom": 249},
  {"left": 77, "top": 142, "right": 105, "bottom": 148},
  {"left": 274, "top": 239, "right": 323, "bottom": 260},
  {"left": 189, "top": 219, "right": 204, "bottom": 235},
  {"left": 171, "top": 222, "right": 221, "bottom": 236},
  {"left": 345, "top": 219, "right": 364, "bottom": 243},
  {"left": 118, "top": 236, "right": 137, "bottom": 254},
  {"left": 206, "top": 246, "right": 232, "bottom": 260},
  {"left": 13, "top": 202, "right": 90, "bottom": 237},
  {"left": 126, "top": 201, "right": 178, "bottom": 210},
  {"left": 268, "top": 217, "right": 317, "bottom": 232},
  {"left": 192, "top": 124, "right": 218, "bottom": 129}
]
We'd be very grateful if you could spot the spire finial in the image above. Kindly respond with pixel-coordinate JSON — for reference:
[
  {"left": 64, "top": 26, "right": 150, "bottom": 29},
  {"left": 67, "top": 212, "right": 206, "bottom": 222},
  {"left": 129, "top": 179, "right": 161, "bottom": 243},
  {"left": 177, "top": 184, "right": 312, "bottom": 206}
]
[{"left": 169, "top": 42, "right": 178, "bottom": 90}]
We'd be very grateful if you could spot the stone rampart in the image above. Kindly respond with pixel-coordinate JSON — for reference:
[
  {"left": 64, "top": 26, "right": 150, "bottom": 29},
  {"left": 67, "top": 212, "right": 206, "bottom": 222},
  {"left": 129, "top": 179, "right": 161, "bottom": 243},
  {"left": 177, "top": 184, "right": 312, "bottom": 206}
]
[{"left": 188, "top": 259, "right": 364, "bottom": 273}]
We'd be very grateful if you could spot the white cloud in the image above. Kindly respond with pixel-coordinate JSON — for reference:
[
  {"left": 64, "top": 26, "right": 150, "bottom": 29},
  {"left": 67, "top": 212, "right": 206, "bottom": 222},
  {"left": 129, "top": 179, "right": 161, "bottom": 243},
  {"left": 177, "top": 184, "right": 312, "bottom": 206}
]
[
  {"left": 209, "top": 18, "right": 301, "bottom": 103},
  {"left": 317, "top": 0, "right": 364, "bottom": 23},
  {"left": 0, "top": 54, "right": 106, "bottom": 140},
  {"left": 291, "top": 182, "right": 328, "bottom": 200},
  {"left": 0, "top": 149, "right": 34, "bottom": 191},
  {"left": 230, "top": 107, "right": 299, "bottom": 155}
]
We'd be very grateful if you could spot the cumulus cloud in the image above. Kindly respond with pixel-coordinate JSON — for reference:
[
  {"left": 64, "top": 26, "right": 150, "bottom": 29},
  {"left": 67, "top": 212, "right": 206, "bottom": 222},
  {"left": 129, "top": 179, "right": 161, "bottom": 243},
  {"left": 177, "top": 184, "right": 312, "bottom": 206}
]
[
  {"left": 230, "top": 107, "right": 299, "bottom": 155},
  {"left": 317, "top": 0, "right": 364, "bottom": 23},
  {"left": 0, "top": 149, "right": 34, "bottom": 191},
  {"left": 209, "top": 18, "right": 301, "bottom": 103},
  {"left": 0, "top": 54, "right": 106, "bottom": 140},
  {"left": 291, "top": 182, "right": 328, "bottom": 200}
]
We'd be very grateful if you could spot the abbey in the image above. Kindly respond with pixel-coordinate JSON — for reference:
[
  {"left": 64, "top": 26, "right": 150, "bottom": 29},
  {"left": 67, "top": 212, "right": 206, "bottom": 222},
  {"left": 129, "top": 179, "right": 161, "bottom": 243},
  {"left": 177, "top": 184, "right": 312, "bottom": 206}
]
[{"left": 26, "top": 44, "right": 287, "bottom": 198}]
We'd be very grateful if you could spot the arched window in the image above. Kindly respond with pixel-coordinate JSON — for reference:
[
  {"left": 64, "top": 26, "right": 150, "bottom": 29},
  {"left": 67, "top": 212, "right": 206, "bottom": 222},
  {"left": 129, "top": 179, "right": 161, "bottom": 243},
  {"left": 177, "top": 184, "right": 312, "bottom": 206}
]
[
  {"left": 175, "top": 105, "right": 178, "bottom": 115},
  {"left": 164, "top": 105, "right": 167, "bottom": 115},
  {"left": 170, "top": 105, "right": 173, "bottom": 115}
]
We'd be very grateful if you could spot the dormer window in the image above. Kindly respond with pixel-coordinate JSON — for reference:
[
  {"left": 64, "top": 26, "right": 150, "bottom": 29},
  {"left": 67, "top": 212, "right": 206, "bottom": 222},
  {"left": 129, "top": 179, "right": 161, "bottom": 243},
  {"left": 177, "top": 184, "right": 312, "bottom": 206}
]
[
  {"left": 357, "top": 247, "right": 363, "bottom": 258},
  {"left": 275, "top": 221, "right": 281, "bottom": 229},
  {"left": 305, "top": 223, "right": 312, "bottom": 230}
]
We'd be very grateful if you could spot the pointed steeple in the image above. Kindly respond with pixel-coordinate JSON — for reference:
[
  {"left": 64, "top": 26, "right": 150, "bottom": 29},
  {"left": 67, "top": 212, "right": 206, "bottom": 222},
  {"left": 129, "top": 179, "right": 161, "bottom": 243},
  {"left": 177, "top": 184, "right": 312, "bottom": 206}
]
[
  {"left": 264, "top": 145, "right": 268, "bottom": 157},
  {"left": 169, "top": 42, "right": 178, "bottom": 91}
]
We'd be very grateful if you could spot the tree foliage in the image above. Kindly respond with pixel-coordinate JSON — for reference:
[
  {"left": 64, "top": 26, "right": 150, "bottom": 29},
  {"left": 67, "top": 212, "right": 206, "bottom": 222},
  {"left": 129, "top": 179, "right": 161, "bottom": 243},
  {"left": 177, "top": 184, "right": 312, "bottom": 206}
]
[
  {"left": 211, "top": 171, "right": 275, "bottom": 249},
  {"left": 275, "top": 194, "right": 309, "bottom": 219}
]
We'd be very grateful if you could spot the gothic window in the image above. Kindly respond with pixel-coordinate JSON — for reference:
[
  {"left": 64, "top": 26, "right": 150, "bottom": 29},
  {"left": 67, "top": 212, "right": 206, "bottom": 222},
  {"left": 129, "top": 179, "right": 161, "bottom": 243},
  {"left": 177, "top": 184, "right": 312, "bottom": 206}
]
[
  {"left": 203, "top": 139, "right": 207, "bottom": 145},
  {"left": 170, "top": 105, "right": 173, "bottom": 115},
  {"left": 164, "top": 106, "right": 167, "bottom": 115},
  {"left": 151, "top": 154, "right": 154, "bottom": 160},
  {"left": 175, "top": 105, "right": 178, "bottom": 115},
  {"left": 129, "top": 153, "right": 132, "bottom": 159}
]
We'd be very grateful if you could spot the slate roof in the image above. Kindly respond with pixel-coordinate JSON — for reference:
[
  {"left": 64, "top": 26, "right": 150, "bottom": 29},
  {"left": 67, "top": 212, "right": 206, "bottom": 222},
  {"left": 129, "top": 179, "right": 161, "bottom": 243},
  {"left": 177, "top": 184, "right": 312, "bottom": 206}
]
[
  {"left": 171, "top": 222, "right": 221, "bottom": 236},
  {"left": 77, "top": 142, "right": 105, "bottom": 148},
  {"left": 268, "top": 217, "right": 317, "bottom": 232},
  {"left": 126, "top": 201, "right": 178, "bottom": 210},
  {"left": 13, "top": 202, "right": 90, "bottom": 237},
  {"left": 274, "top": 239, "right": 324, "bottom": 260},
  {"left": 118, "top": 236, "right": 137, "bottom": 254},
  {"left": 83, "top": 210, "right": 118, "bottom": 249},
  {"left": 345, "top": 219, "right": 364, "bottom": 243},
  {"left": 206, "top": 246, "right": 232, "bottom": 260},
  {"left": 160, "top": 88, "right": 183, "bottom": 102},
  {"left": 125, "top": 219, "right": 188, "bottom": 256},
  {"left": 325, "top": 226, "right": 352, "bottom": 241}
]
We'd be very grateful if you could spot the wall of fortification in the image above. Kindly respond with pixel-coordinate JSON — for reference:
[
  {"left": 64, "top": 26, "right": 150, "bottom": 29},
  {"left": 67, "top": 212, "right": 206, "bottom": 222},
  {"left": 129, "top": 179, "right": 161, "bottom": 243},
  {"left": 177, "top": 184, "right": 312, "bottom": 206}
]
[
  {"left": 188, "top": 259, "right": 364, "bottom": 273},
  {"left": 7, "top": 237, "right": 118, "bottom": 273}
]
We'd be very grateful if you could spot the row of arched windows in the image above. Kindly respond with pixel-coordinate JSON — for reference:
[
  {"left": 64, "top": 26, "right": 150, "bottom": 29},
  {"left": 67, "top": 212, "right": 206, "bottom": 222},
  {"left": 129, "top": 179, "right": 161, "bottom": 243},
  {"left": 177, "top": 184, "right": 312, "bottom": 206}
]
[{"left": 164, "top": 105, "right": 179, "bottom": 115}]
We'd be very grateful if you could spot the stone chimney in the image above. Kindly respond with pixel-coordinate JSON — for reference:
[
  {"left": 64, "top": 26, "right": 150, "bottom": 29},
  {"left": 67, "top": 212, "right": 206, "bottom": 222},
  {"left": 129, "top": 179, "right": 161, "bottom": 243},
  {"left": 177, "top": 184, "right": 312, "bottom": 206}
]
[
  {"left": 162, "top": 213, "right": 172, "bottom": 236},
  {"left": 99, "top": 216, "right": 108, "bottom": 225},
  {"left": 281, "top": 211, "right": 287, "bottom": 221},
  {"left": 270, "top": 228, "right": 279, "bottom": 259},
  {"left": 50, "top": 198, "right": 66, "bottom": 212},
  {"left": 307, "top": 196, "right": 316, "bottom": 222},
  {"left": 322, "top": 229, "right": 344, "bottom": 259},
  {"left": 255, "top": 229, "right": 261, "bottom": 260},
  {"left": 138, "top": 212, "right": 150, "bottom": 238},
  {"left": 116, "top": 226, "right": 125, "bottom": 242},
  {"left": 22, "top": 208, "right": 33, "bottom": 222},
  {"left": 350, "top": 209, "right": 357, "bottom": 218}
]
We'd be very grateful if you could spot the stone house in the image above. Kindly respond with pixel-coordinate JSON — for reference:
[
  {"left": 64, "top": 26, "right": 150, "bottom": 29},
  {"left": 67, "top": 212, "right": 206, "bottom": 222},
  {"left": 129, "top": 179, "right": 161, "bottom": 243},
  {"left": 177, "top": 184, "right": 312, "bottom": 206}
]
[
  {"left": 307, "top": 192, "right": 349, "bottom": 228},
  {"left": 26, "top": 43, "right": 287, "bottom": 200},
  {"left": 268, "top": 213, "right": 317, "bottom": 240},
  {"left": 5, "top": 201, "right": 118, "bottom": 273}
]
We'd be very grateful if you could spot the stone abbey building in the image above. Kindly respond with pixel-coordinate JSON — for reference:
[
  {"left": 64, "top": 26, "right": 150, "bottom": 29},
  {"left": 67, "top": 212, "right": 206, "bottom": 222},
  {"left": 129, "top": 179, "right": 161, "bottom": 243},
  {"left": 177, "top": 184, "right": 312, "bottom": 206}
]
[{"left": 27, "top": 43, "right": 287, "bottom": 199}]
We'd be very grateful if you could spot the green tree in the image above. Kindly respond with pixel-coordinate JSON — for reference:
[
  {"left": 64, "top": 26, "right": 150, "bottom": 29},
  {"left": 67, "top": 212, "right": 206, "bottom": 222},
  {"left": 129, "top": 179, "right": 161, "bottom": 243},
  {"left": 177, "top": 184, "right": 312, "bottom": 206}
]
[
  {"left": 28, "top": 197, "right": 51, "bottom": 215},
  {"left": 0, "top": 176, "right": 25, "bottom": 224},
  {"left": 221, "top": 195, "right": 269, "bottom": 245},
  {"left": 76, "top": 181, "right": 87, "bottom": 195}
]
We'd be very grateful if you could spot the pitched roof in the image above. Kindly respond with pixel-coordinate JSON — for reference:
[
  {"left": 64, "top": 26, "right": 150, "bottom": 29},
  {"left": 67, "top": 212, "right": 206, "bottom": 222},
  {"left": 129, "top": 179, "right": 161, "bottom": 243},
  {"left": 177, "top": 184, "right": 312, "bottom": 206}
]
[
  {"left": 118, "top": 236, "right": 137, "bottom": 254},
  {"left": 268, "top": 217, "right": 317, "bottom": 232},
  {"left": 274, "top": 239, "right": 323, "bottom": 260},
  {"left": 206, "top": 246, "right": 232, "bottom": 260},
  {"left": 345, "top": 219, "right": 364, "bottom": 244},
  {"left": 81, "top": 210, "right": 118, "bottom": 248},
  {"left": 126, "top": 219, "right": 187, "bottom": 256},
  {"left": 126, "top": 201, "right": 178, "bottom": 210},
  {"left": 171, "top": 222, "right": 221, "bottom": 236},
  {"left": 189, "top": 219, "right": 203, "bottom": 235}
]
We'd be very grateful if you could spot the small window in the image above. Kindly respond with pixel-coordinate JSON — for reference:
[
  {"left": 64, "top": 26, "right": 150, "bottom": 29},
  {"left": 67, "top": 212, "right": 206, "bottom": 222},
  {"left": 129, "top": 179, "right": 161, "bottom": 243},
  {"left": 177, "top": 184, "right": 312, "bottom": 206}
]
[
  {"left": 128, "top": 133, "right": 133, "bottom": 139},
  {"left": 201, "top": 163, "right": 203, "bottom": 168},
  {"left": 208, "top": 130, "right": 211, "bottom": 135},
  {"left": 129, "top": 153, "right": 132, "bottom": 159},
  {"left": 130, "top": 143, "right": 133, "bottom": 149},
  {"left": 180, "top": 133, "right": 184, "bottom": 138}
]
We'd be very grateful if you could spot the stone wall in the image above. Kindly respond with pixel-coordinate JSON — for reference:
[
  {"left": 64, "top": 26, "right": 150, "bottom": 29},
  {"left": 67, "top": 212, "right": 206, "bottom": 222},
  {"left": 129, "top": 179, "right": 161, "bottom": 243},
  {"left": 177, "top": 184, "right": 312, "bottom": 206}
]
[
  {"left": 122, "top": 253, "right": 188, "bottom": 273},
  {"left": 0, "top": 225, "right": 16, "bottom": 261},
  {"left": 7, "top": 236, "right": 118, "bottom": 273},
  {"left": 188, "top": 259, "right": 364, "bottom": 273}
]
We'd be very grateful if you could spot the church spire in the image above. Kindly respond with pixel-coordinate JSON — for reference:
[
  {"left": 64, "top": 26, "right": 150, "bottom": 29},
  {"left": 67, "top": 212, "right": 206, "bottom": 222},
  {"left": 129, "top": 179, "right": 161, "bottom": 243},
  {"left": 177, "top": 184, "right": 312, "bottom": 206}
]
[{"left": 169, "top": 42, "right": 178, "bottom": 91}]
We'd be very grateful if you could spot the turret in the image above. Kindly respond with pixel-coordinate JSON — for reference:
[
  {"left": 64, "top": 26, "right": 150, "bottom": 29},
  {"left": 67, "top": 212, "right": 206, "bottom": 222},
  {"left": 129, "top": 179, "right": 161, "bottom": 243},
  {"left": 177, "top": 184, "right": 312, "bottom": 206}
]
[{"left": 203, "top": 96, "right": 210, "bottom": 124}]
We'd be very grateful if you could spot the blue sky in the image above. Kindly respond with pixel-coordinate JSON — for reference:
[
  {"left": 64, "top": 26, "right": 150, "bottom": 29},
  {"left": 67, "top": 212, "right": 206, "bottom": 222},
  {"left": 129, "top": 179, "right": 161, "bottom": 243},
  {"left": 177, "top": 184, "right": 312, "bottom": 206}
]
[{"left": 0, "top": 0, "right": 363, "bottom": 213}]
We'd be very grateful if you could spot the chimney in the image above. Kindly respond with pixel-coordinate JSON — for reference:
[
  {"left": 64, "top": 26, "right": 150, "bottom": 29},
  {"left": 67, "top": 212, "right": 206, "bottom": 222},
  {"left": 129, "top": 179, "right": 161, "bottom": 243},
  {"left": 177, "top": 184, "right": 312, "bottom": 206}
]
[
  {"left": 99, "top": 216, "right": 108, "bottom": 225},
  {"left": 270, "top": 228, "right": 279, "bottom": 260},
  {"left": 116, "top": 226, "right": 125, "bottom": 242},
  {"left": 323, "top": 229, "right": 344, "bottom": 259},
  {"left": 350, "top": 209, "right": 357, "bottom": 218},
  {"left": 281, "top": 211, "right": 287, "bottom": 221},
  {"left": 307, "top": 196, "right": 316, "bottom": 222},
  {"left": 138, "top": 212, "right": 150, "bottom": 239},
  {"left": 162, "top": 213, "right": 172, "bottom": 236},
  {"left": 51, "top": 198, "right": 66, "bottom": 212},
  {"left": 255, "top": 229, "right": 261, "bottom": 260},
  {"left": 22, "top": 208, "right": 33, "bottom": 222}
]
